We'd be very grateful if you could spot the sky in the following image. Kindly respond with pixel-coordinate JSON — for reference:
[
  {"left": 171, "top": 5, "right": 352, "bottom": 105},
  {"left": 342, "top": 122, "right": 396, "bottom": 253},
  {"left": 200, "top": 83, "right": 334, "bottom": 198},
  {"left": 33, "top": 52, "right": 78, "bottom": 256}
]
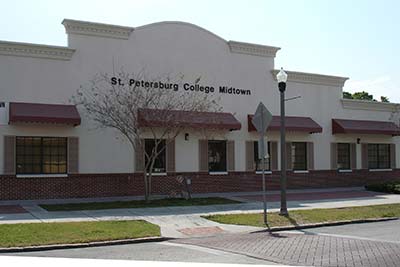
[{"left": 1, "top": 0, "right": 399, "bottom": 102}]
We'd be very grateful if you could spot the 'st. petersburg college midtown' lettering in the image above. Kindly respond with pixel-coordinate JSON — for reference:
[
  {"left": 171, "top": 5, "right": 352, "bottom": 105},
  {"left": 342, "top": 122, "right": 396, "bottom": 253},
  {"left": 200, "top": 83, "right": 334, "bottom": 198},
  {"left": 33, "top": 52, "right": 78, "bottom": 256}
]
[{"left": 110, "top": 77, "right": 252, "bottom": 96}]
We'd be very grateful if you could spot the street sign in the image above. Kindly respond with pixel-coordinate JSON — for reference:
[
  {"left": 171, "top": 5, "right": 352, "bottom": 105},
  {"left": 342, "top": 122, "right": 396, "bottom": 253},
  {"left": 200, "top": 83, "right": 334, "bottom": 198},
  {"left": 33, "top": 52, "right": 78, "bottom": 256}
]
[
  {"left": 252, "top": 102, "right": 273, "bottom": 160},
  {"left": 252, "top": 102, "right": 273, "bottom": 134},
  {"left": 252, "top": 102, "right": 273, "bottom": 226}
]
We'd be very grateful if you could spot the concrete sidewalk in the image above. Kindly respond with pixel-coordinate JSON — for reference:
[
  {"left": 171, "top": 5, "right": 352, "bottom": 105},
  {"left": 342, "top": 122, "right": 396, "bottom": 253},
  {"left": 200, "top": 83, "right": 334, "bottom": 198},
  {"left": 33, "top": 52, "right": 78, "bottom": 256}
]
[{"left": 1, "top": 187, "right": 400, "bottom": 238}]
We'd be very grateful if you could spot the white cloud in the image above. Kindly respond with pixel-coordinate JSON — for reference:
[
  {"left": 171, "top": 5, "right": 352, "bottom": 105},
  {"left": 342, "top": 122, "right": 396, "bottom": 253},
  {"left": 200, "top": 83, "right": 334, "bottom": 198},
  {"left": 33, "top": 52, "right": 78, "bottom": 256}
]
[{"left": 344, "top": 75, "right": 400, "bottom": 103}]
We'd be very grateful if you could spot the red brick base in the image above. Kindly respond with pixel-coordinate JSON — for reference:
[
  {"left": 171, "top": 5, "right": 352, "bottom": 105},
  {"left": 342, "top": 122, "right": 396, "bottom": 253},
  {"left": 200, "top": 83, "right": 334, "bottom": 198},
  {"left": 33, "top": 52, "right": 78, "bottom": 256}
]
[{"left": 1, "top": 170, "right": 400, "bottom": 200}]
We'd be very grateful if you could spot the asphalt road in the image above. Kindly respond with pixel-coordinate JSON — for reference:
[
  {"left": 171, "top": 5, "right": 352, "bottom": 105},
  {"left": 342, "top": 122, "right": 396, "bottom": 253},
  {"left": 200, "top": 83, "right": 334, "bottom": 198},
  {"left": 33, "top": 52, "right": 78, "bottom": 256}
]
[{"left": 1, "top": 241, "right": 276, "bottom": 265}]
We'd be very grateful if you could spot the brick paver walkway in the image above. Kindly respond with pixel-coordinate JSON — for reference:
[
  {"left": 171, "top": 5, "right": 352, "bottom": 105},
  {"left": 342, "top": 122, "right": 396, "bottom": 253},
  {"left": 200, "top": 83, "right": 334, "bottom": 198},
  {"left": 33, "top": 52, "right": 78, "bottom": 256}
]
[
  {"left": 0, "top": 205, "right": 27, "bottom": 214},
  {"left": 174, "top": 232, "right": 400, "bottom": 266},
  {"left": 178, "top": 226, "right": 225, "bottom": 236}
]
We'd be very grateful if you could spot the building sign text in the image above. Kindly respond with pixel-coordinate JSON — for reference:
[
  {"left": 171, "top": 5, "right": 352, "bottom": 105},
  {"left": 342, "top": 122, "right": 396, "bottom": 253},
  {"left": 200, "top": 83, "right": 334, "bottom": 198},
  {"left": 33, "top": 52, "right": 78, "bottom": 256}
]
[{"left": 110, "top": 77, "right": 252, "bottom": 96}]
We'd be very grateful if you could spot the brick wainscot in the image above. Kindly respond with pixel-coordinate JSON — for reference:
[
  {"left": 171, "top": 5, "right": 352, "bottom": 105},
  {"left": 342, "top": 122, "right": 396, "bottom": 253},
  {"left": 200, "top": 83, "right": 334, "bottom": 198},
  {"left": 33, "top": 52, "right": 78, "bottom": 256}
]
[{"left": 1, "top": 170, "right": 400, "bottom": 200}]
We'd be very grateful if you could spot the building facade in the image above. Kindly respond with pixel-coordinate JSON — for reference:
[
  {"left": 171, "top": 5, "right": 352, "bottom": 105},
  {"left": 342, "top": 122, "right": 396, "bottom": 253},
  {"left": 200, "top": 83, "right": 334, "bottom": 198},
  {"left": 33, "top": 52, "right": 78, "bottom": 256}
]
[{"left": 1, "top": 19, "right": 400, "bottom": 200}]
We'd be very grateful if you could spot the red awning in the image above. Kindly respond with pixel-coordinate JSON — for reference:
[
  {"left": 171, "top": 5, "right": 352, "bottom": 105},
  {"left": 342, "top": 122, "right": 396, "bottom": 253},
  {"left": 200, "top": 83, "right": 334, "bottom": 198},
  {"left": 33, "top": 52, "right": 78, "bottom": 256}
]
[
  {"left": 332, "top": 119, "right": 400, "bottom": 136},
  {"left": 9, "top": 102, "right": 81, "bottom": 126},
  {"left": 248, "top": 115, "right": 322, "bottom": 133},
  {"left": 138, "top": 108, "right": 241, "bottom": 130}
]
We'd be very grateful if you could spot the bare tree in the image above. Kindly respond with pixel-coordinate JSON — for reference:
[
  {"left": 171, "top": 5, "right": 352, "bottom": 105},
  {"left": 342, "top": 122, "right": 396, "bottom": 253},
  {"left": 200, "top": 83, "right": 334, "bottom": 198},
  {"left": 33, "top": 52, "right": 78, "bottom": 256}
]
[
  {"left": 389, "top": 103, "right": 400, "bottom": 127},
  {"left": 72, "top": 70, "right": 221, "bottom": 201}
]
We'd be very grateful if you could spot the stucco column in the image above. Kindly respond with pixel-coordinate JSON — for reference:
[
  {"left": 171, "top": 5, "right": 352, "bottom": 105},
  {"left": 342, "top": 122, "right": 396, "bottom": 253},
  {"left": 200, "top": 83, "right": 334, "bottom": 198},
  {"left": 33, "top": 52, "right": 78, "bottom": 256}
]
[{"left": 356, "top": 143, "right": 362, "bottom": 169}]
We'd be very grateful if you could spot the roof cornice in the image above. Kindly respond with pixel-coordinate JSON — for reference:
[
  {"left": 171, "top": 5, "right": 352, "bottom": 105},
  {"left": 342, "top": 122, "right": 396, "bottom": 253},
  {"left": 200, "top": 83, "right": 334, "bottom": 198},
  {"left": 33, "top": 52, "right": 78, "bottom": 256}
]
[
  {"left": 228, "top": 41, "right": 280, "bottom": 58},
  {"left": 61, "top": 19, "right": 280, "bottom": 57},
  {"left": 341, "top": 98, "right": 399, "bottom": 112},
  {"left": 62, "top": 19, "right": 134, "bottom": 40},
  {"left": 271, "top": 69, "right": 348, "bottom": 87},
  {"left": 0, "top": 41, "right": 75, "bottom": 60}
]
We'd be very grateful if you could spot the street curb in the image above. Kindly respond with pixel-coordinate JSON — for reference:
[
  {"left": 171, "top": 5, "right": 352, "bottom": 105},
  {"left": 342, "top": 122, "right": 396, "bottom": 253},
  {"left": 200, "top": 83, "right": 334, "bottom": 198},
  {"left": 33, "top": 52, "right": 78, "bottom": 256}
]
[
  {"left": 0, "top": 236, "right": 173, "bottom": 253},
  {"left": 261, "top": 217, "right": 399, "bottom": 232}
]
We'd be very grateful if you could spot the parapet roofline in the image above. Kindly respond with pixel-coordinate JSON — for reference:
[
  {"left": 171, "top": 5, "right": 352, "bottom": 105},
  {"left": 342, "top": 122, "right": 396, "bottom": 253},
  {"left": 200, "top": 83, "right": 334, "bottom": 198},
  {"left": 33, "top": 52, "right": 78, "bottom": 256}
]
[
  {"left": 62, "top": 19, "right": 134, "bottom": 40},
  {"left": 0, "top": 40, "right": 75, "bottom": 61},
  {"left": 271, "top": 69, "right": 349, "bottom": 87},
  {"left": 62, "top": 19, "right": 281, "bottom": 58},
  {"left": 0, "top": 19, "right": 280, "bottom": 60},
  {"left": 228, "top": 41, "right": 280, "bottom": 58},
  {"left": 341, "top": 98, "right": 400, "bottom": 112}
]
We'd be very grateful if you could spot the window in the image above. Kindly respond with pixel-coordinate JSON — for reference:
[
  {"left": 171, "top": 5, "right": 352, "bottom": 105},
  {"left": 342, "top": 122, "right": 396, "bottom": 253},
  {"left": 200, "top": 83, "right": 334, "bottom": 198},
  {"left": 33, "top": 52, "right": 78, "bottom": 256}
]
[
  {"left": 368, "top": 144, "right": 390, "bottom": 169},
  {"left": 145, "top": 139, "right": 166, "bottom": 173},
  {"left": 337, "top": 143, "right": 350, "bottom": 169},
  {"left": 208, "top": 140, "right": 227, "bottom": 172},
  {"left": 292, "top": 142, "right": 307, "bottom": 170},
  {"left": 16, "top": 137, "right": 67, "bottom": 174},
  {"left": 0, "top": 102, "right": 6, "bottom": 125},
  {"left": 254, "top": 141, "right": 271, "bottom": 171}
]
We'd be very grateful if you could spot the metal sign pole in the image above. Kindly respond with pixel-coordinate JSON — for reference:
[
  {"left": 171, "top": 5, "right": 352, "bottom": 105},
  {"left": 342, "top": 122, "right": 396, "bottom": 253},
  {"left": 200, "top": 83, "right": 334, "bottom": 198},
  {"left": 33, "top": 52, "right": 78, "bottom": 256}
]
[
  {"left": 262, "top": 153, "right": 267, "bottom": 225},
  {"left": 252, "top": 102, "right": 273, "bottom": 228},
  {"left": 259, "top": 136, "right": 267, "bottom": 225}
]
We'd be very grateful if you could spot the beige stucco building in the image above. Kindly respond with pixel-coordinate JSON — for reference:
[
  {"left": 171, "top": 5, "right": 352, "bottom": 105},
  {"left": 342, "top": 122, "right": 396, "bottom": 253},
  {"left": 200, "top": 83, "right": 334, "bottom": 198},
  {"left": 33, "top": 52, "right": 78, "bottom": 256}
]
[{"left": 1, "top": 19, "right": 399, "bottom": 200}]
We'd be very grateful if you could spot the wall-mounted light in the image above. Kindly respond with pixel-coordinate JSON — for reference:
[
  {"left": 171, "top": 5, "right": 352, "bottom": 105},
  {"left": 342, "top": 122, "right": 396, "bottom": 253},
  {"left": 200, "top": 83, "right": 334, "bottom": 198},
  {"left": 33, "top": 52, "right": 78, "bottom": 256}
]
[
  {"left": 184, "top": 133, "right": 189, "bottom": 141},
  {"left": 357, "top": 138, "right": 361, "bottom": 144}
]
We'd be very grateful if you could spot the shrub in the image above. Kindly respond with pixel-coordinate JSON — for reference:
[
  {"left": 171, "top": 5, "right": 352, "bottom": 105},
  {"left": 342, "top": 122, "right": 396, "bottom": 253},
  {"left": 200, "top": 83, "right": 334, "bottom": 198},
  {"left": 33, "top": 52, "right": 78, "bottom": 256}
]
[{"left": 365, "top": 182, "right": 400, "bottom": 194}]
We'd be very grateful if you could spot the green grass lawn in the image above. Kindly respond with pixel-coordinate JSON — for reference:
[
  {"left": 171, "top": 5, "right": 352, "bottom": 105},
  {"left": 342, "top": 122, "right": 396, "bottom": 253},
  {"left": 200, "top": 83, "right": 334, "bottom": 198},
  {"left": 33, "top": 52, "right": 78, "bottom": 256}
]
[
  {"left": 0, "top": 220, "right": 160, "bottom": 248},
  {"left": 203, "top": 203, "right": 400, "bottom": 228},
  {"left": 40, "top": 197, "right": 241, "bottom": 211}
]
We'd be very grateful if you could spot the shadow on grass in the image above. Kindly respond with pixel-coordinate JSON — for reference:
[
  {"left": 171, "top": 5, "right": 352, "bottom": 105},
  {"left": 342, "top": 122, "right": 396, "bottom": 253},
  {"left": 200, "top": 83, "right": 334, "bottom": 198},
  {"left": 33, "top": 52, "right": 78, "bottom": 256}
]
[
  {"left": 251, "top": 213, "right": 317, "bottom": 236},
  {"left": 282, "top": 214, "right": 318, "bottom": 235},
  {"left": 284, "top": 214, "right": 299, "bottom": 227}
]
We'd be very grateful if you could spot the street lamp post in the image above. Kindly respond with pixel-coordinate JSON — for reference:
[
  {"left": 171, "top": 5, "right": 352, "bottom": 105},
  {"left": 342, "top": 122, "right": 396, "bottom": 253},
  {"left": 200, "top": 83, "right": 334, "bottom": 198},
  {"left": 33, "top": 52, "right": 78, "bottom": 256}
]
[{"left": 277, "top": 68, "right": 288, "bottom": 216}]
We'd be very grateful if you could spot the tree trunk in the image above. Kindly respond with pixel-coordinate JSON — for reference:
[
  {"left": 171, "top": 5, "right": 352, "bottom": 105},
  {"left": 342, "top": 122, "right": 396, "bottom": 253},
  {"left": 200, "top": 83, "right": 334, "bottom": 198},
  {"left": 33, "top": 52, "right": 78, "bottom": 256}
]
[
  {"left": 143, "top": 172, "right": 149, "bottom": 202},
  {"left": 147, "top": 158, "right": 156, "bottom": 202},
  {"left": 148, "top": 173, "right": 152, "bottom": 203}
]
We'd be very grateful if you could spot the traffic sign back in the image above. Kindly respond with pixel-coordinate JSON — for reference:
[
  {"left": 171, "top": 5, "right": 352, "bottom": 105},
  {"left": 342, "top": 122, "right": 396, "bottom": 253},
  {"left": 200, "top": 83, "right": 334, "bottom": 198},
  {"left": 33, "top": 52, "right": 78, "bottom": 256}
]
[{"left": 252, "top": 102, "right": 272, "bottom": 134}]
